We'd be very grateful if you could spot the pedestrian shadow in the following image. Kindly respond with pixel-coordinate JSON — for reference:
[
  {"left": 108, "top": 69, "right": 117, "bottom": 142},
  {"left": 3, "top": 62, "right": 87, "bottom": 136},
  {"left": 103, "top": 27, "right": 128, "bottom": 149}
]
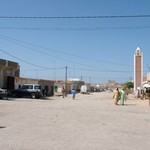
[
  {"left": 0, "top": 97, "right": 14, "bottom": 101},
  {"left": 39, "top": 97, "right": 55, "bottom": 101},
  {"left": 0, "top": 126, "right": 6, "bottom": 129},
  {"left": 0, "top": 96, "right": 55, "bottom": 101},
  {"left": 118, "top": 104, "right": 137, "bottom": 106}
]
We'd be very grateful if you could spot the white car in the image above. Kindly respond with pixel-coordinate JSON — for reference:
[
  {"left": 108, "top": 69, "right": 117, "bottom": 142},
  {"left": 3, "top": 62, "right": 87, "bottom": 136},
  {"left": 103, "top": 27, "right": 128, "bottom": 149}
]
[
  {"left": 11, "top": 84, "right": 42, "bottom": 99},
  {"left": 0, "top": 88, "right": 8, "bottom": 99}
]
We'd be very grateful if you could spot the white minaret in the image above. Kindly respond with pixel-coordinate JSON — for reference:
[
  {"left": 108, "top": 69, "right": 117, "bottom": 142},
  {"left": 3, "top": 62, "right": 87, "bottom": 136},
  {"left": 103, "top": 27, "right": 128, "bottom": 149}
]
[{"left": 134, "top": 47, "right": 143, "bottom": 91}]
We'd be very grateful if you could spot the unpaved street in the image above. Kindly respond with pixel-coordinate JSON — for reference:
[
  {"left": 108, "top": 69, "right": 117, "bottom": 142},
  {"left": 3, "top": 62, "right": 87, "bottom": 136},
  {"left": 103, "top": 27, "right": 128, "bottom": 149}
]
[{"left": 0, "top": 92, "right": 150, "bottom": 150}]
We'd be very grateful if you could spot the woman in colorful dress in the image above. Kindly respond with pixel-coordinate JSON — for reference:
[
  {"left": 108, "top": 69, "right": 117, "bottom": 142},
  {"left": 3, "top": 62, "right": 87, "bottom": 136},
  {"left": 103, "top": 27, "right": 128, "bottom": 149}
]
[
  {"left": 120, "top": 88, "right": 127, "bottom": 105},
  {"left": 113, "top": 88, "right": 120, "bottom": 105}
]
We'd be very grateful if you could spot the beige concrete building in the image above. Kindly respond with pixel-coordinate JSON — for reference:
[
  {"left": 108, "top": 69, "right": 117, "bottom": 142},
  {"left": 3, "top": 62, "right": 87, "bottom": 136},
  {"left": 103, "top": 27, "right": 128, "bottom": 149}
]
[
  {"left": 147, "top": 72, "right": 150, "bottom": 81},
  {"left": 134, "top": 47, "right": 143, "bottom": 91},
  {"left": 0, "top": 59, "right": 20, "bottom": 88},
  {"left": 0, "top": 58, "right": 85, "bottom": 96},
  {"left": 7, "top": 76, "right": 55, "bottom": 96},
  {"left": 54, "top": 80, "right": 85, "bottom": 95}
]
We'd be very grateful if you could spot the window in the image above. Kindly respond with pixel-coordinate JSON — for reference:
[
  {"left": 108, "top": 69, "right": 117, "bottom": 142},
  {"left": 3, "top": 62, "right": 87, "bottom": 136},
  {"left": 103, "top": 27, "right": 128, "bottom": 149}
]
[{"left": 35, "top": 85, "right": 41, "bottom": 89}]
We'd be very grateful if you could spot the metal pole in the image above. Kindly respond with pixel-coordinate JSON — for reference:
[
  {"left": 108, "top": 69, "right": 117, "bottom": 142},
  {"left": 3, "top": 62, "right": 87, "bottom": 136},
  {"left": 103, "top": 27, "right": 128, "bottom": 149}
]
[
  {"left": 65, "top": 66, "right": 67, "bottom": 97},
  {"left": 81, "top": 76, "right": 82, "bottom": 81},
  {"left": 149, "top": 96, "right": 150, "bottom": 107}
]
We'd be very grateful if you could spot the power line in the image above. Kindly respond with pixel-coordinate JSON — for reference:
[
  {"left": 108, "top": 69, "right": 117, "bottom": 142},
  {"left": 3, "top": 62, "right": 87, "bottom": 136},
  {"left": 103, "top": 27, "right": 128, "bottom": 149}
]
[
  {"left": 0, "top": 15, "right": 150, "bottom": 19},
  {"left": 0, "top": 26, "right": 150, "bottom": 31},
  {"left": 1, "top": 34, "right": 146, "bottom": 78},
  {"left": 0, "top": 34, "right": 133, "bottom": 67},
  {"left": 21, "top": 67, "right": 64, "bottom": 71},
  {"left": 69, "top": 67, "right": 133, "bottom": 73},
  {"left": 0, "top": 48, "right": 65, "bottom": 70},
  {"left": 68, "top": 67, "right": 149, "bottom": 73},
  {"left": 0, "top": 48, "right": 134, "bottom": 82},
  {"left": 0, "top": 35, "right": 99, "bottom": 68},
  {"left": 20, "top": 66, "right": 133, "bottom": 73},
  {"left": 78, "top": 75, "right": 132, "bottom": 80}
]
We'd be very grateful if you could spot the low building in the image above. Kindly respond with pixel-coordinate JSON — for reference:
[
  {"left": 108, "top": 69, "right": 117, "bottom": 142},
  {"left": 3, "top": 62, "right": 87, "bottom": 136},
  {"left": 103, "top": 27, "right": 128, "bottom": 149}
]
[
  {"left": 0, "top": 59, "right": 20, "bottom": 88},
  {"left": 54, "top": 80, "right": 85, "bottom": 96},
  {"left": 7, "top": 76, "right": 54, "bottom": 96},
  {"left": 0, "top": 58, "right": 84, "bottom": 96}
]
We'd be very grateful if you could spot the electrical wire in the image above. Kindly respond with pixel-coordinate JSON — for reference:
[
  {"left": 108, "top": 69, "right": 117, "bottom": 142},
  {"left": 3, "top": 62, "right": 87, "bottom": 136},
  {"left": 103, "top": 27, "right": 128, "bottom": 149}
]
[
  {"left": 0, "top": 48, "right": 65, "bottom": 70},
  {"left": 0, "top": 34, "right": 133, "bottom": 67},
  {"left": 0, "top": 47, "right": 135, "bottom": 73},
  {"left": 0, "top": 48, "right": 135, "bottom": 82},
  {"left": 0, "top": 26, "right": 150, "bottom": 31},
  {"left": 0, "top": 15, "right": 150, "bottom": 19}
]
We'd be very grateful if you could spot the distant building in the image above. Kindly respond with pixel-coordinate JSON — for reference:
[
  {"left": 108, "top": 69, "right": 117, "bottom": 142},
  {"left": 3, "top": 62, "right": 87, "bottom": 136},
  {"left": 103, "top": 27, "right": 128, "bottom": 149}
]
[
  {"left": 107, "top": 80, "right": 116, "bottom": 84},
  {"left": 134, "top": 47, "right": 143, "bottom": 91},
  {"left": 54, "top": 80, "right": 85, "bottom": 95},
  {"left": 147, "top": 72, "right": 150, "bottom": 81}
]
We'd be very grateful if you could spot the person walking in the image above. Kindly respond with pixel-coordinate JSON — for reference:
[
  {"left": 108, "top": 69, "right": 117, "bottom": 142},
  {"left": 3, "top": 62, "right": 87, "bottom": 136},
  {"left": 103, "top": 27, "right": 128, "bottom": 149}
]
[
  {"left": 113, "top": 88, "right": 120, "bottom": 105},
  {"left": 62, "top": 87, "right": 65, "bottom": 98},
  {"left": 71, "top": 88, "right": 76, "bottom": 100},
  {"left": 120, "top": 88, "right": 127, "bottom": 105}
]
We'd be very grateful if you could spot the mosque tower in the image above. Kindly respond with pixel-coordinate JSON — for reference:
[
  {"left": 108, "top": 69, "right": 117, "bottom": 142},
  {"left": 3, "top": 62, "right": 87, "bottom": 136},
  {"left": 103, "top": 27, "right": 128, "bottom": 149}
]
[{"left": 134, "top": 47, "right": 143, "bottom": 91}]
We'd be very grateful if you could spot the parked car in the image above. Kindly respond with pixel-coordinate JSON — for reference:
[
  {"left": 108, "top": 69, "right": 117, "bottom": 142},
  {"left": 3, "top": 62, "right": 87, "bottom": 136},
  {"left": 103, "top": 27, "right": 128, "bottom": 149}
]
[
  {"left": 0, "top": 88, "right": 8, "bottom": 99},
  {"left": 11, "top": 84, "right": 42, "bottom": 99}
]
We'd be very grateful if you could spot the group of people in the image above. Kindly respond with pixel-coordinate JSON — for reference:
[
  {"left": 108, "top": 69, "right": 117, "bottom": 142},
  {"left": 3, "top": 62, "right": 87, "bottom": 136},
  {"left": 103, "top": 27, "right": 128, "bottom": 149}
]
[
  {"left": 62, "top": 86, "right": 127, "bottom": 103},
  {"left": 113, "top": 88, "right": 127, "bottom": 105},
  {"left": 62, "top": 87, "right": 76, "bottom": 100}
]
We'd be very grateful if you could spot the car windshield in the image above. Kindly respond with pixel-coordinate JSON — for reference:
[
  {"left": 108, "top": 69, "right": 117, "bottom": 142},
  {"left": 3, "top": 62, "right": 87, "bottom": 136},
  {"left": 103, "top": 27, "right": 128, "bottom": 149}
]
[
  {"left": 22, "top": 85, "right": 33, "bottom": 89},
  {"left": 35, "top": 86, "right": 41, "bottom": 89}
]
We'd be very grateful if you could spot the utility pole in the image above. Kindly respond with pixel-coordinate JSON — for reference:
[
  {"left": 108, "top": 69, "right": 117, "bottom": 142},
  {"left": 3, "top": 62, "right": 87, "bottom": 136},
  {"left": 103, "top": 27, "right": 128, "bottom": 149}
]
[
  {"left": 89, "top": 76, "right": 91, "bottom": 84},
  {"left": 80, "top": 75, "right": 83, "bottom": 81},
  {"left": 65, "top": 66, "right": 67, "bottom": 97},
  {"left": 36, "top": 69, "right": 38, "bottom": 79}
]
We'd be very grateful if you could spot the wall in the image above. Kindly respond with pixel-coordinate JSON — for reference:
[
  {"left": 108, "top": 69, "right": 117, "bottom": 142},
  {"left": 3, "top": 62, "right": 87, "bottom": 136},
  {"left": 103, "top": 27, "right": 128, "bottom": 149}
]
[{"left": 0, "top": 59, "right": 20, "bottom": 88}]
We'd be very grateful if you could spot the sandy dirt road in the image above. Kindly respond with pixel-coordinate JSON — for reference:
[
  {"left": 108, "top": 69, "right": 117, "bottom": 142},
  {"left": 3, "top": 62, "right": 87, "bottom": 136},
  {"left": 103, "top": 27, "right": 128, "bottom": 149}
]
[{"left": 0, "top": 92, "right": 150, "bottom": 150}]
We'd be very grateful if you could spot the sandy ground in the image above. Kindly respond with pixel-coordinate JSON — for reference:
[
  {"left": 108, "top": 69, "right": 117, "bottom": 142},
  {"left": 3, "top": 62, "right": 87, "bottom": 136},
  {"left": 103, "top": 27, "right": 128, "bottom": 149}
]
[{"left": 0, "top": 92, "right": 150, "bottom": 150}]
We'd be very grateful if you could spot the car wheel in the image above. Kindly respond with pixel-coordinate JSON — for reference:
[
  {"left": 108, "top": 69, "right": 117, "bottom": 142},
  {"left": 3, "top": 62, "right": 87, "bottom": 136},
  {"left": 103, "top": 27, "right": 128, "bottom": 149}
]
[{"left": 31, "top": 93, "right": 36, "bottom": 99}]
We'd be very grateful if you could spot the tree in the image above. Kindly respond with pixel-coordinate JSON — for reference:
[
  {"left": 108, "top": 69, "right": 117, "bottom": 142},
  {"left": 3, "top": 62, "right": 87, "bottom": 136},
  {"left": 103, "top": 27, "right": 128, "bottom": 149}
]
[{"left": 122, "top": 82, "right": 134, "bottom": 89}]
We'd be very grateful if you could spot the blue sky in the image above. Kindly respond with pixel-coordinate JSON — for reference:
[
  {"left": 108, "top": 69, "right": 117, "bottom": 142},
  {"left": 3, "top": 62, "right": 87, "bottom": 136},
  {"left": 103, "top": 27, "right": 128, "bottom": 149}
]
[{"left": 0, "top": 0, "right": 150, "bottom": 84}]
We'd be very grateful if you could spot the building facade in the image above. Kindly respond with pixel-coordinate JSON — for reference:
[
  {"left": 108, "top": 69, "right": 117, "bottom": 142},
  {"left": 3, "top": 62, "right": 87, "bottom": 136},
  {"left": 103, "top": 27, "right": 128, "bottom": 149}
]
[
  {"left": 134, "top": 47, "right": 143, "bottom": 91},
  {"left": 0, "top": 59, "right": 20, "bottom": 88},
  {"left": 7, "top": 76, "right": 55, "bottom": 96}
]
